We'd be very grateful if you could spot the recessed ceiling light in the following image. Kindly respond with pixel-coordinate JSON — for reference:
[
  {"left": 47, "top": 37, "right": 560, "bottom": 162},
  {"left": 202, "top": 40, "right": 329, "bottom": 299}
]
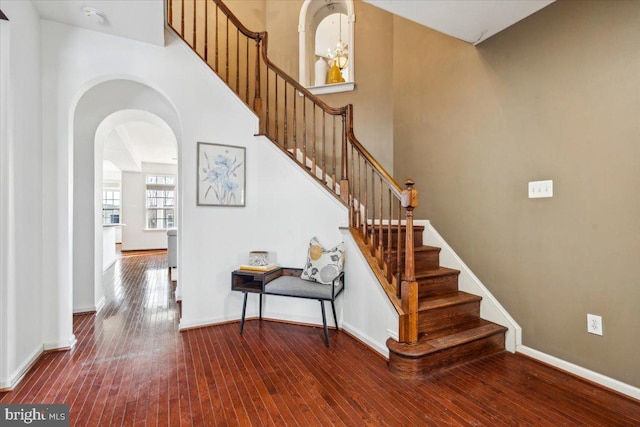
[{"left": 82, "top": 7, "right": 107, "bottom": 25}]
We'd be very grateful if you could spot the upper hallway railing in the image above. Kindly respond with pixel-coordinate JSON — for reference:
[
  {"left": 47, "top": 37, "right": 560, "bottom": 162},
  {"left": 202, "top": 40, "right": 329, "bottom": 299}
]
[{"left": 167, "top": 0, "right": 420, "bottom": 344}]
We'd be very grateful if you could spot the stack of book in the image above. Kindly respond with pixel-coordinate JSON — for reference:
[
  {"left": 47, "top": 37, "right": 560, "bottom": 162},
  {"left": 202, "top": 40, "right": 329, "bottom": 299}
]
[{"left": 238, "top": 264, "right": 279, "bottom": 272}]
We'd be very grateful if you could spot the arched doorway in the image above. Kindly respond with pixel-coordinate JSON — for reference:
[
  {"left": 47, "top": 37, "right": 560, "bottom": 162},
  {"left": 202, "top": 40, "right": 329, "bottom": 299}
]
[{"left": 72, "top": 79, "right": 181, "bottom": 315}]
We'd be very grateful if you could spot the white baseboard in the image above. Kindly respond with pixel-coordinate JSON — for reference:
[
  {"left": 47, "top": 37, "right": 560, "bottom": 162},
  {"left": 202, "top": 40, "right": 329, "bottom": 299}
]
[
  {"left": 95, "top": 296, "right": 105, "bottom": 314},
  {"left": 179, "top": 312, "right": 327, "bottom": 332},
  {"left": 44, "top": 334, "right": 77, "bottom": 352},
  {"left": 0, "top": 344, "right": 43, "bottom": 391},
  {"left": 517, "top": 345, "right": 640, "bottom": 400},
  {"left": 179, "top": 315, "right": 239, "bottom": 330},
  {"left": 341, "top": 321, "right": 389, "bottom": 358}
]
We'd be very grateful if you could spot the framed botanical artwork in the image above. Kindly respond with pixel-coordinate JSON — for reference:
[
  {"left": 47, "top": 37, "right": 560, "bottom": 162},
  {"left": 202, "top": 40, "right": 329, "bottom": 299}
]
[{"left": 197, "top": 142, "right": 246, "bottom": 207}]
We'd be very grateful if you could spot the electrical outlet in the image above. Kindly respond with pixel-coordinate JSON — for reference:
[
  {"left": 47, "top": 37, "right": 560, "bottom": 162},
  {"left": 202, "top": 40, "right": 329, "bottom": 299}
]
[
  {"left": 587, "top": 314, "right": 603, "bottom": 336},
  {"left": 528, "top": 180, "right": 553, "bottom": 198}
]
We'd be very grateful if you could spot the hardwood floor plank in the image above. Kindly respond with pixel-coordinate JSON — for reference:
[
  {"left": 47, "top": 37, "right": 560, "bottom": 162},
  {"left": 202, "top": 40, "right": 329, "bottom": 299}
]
[{"left": 2, "top": 250, "right": 639, "bottom": 427}]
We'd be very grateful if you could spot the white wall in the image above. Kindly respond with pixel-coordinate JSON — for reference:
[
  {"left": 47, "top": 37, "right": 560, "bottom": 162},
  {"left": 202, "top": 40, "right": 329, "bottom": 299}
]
[
  {"left": 0, "top": 0, "right": 45, "bottom": 389},
  {"left": 37, "top": 20, "right": 402, "bottom": 362},
  {"left": 122, "top": 162, "right": 178, "bottom": 251}
]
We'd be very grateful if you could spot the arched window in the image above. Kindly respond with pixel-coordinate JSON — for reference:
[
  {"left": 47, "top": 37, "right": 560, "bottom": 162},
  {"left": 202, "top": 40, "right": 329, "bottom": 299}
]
[{"left": 299, "top": 0, "right": 355, "bottom": 95}]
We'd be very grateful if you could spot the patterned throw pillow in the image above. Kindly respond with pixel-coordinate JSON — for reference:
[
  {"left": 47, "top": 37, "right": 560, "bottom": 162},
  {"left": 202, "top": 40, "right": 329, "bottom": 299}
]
[{"left": 300, "top": 237, "right": 345, "bottom": 285}]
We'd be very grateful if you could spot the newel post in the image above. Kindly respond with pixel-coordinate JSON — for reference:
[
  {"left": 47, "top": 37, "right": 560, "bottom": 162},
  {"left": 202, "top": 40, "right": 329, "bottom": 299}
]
[{"left": 399, "top": 179, "right": 419, "bottom": 344}]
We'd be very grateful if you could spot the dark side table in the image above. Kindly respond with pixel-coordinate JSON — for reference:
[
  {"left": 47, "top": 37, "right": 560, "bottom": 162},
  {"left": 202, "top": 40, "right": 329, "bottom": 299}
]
[{"left": 231, "top": 268, "right": 282, "bottom": 333}]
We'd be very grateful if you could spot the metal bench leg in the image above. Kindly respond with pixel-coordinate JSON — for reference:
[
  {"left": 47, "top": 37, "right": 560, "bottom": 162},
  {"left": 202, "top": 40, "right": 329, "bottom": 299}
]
[
  {"left": 320, "top": 300, "right": 329, "bottom": 347},
  {"left": 331, "top": 300, "right": 338, "bottom": 329},
  {"left": 240, "top": 292, "right": 248, "bottom": 334},
  {"left": 259, "top": 294, "right": 263, "bottom": 320}
]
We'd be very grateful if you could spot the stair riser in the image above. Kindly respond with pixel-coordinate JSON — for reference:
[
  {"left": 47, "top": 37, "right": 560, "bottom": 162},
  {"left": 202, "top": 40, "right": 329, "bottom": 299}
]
[
  {"left": 369, "top": 228, "right": 424, "bottom": 250},
  {"left": 418, "top": 301, "right": 480, "bottom": 334},
  {"left": 388, "top": 251, "right": 440, "bottom": 273},
  {"left": 417, "top": 274, "right": 459, "bottom": 298},
  {"left": 388, "top": 333, "right": 505, "bottom": 380}
]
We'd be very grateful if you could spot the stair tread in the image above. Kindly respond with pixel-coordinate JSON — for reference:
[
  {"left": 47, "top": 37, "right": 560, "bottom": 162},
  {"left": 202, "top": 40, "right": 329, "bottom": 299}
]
[
  {"left": 387, "top": 320, "right": 506, "bottom": 357},
  {"left": 415, "top": 267, "right": 460, "bottom": 279},
  {"left": 418, "top": 291, "right": 481, "bottom": 311}
]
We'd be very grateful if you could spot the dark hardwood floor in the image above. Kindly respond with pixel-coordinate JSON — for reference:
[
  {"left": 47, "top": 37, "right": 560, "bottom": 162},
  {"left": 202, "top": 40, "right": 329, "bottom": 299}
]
[{"left": 2, "top": 251, "right": 639, "bottom": 426}]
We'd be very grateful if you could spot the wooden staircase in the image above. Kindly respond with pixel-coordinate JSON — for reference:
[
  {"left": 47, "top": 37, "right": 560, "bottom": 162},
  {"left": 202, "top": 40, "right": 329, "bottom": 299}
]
[
  {"left": 356, "top": 224, "right": 506, "bottom": 378},
  {"left": 167, "top": 0, "right": 507, "bottom": 379}
]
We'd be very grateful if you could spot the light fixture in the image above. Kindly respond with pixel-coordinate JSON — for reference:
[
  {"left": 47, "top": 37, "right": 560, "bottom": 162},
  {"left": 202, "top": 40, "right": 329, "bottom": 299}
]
[
  {"left": 82, "top": 7, "right": 107, "bottom": 25},
  {"left": 327, "top": 13, "right": 349, "bottom": 71}
]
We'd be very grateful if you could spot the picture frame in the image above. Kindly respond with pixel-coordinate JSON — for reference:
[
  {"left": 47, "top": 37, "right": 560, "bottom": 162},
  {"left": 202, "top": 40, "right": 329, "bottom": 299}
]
[{"left": 197, "top": 142, "right": 246, "bottom": 207}]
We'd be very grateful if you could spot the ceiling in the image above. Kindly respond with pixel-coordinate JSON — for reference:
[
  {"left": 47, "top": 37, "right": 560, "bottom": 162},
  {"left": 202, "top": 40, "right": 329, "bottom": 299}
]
[
  {"left": 31, "top": 0, "right": 165, "bottom": 46},
  {"left": 29, "top": 0, "right": 555, "bottom": 48},
  {"left": 363, "top": 0, "right": 554, "bottom": 45},
  {"left": 97, "top": 110, "right": 177, "bottom": 174}
]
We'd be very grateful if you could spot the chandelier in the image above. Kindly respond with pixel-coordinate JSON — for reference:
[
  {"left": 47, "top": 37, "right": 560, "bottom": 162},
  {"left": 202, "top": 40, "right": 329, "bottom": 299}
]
[{"left": 327, "top": 13, "right": 349, "bottom": 71}]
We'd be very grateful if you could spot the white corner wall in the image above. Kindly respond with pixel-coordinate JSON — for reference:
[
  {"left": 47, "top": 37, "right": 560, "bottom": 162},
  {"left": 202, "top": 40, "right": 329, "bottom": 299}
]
[
  {"left": 0, "top": 0, "right": 45, "bottom": 389},
  {"left": 121, "top": 162, "right": 178, "bottom": 251}
]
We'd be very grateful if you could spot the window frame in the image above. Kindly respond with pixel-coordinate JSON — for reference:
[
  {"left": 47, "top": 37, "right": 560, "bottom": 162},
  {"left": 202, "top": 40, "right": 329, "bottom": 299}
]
[
  {"left": 145, "top": 174, "right": 176, "bottom": 231},
  {"left": 102, "top": 183, "right": 121, "bottom": 225}
]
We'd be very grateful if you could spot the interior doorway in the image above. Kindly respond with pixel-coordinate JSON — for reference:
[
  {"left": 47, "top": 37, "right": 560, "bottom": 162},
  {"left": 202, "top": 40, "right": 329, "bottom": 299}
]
[{"left": 72, "top": 79, "right": 181, "bottom": 315}]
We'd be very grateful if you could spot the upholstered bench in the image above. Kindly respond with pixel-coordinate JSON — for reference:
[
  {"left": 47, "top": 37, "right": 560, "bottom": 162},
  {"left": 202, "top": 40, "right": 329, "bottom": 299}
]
[
  {"left": 232, "top": 267, "right": 345, "bottom": 346},
  {"left": 233, "top": 237, "right": 346, "bottom": 346}
]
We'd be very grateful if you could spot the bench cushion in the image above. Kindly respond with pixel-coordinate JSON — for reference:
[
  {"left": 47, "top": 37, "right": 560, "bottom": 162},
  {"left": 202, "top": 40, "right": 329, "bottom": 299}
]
[{"left": 264, "top": 276, "right": 343, "bottom": 300}]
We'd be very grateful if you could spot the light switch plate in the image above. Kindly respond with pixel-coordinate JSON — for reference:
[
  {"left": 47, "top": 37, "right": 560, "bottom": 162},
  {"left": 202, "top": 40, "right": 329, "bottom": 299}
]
[{"left": 528, "top": 180, "right": 553, "bottom": 198}]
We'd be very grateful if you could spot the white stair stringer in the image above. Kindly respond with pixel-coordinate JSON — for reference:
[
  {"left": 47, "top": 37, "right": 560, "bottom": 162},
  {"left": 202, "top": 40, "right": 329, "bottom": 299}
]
[{"left": 287, "top": 148, "right": 341, "bottom": 195}]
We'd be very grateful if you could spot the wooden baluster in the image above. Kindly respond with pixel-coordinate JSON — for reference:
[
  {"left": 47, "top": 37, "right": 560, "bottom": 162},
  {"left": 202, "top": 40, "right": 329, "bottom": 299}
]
[
  {"left": 399, "top": 179, "right": 419, "bottom": 344},
  {"left": 363, "top": 165, "right": 368, "bottom": 243},
  {"left": 350, "top": 145, "right": 356, "bottom": 226},
  {"left": 204, "top": 0, "right": 208, "bottom": 62},
  {"left": 236, "top": 29, "right": 240, "bottom": 93},
  {"left": 357, "top": 152, "right": 362, "bottom": 229},
  {"left": 332, "top": 115, "right": 337, "bottom": 190},
  {"left": 283, "top": 81, "right": 288, "bottom": 149},
  {"left": 292, "top": 85, "right": 297, "bottom": 156},
  {"left": 377, "top": 176, "right": 384, "bottom": 266},
  {"left": 312, "top": 104, "right": 316, "bottom": 174},
  {"left": 322, "top": 111, "right": 326, "bottom": 188},
  {"left": 266, "top": 69, "right": 270, "bottom": 136},
  {"left": 253, "top": 36, "right": 261, "bottom": 125},
  {"left": 192, "top": 0, "right": 196, "bottom": 50},
  {"left": 370, "top": 170, "right": 375, "bottom": 254},
  {"left": 396, "top": 198, "right": 402, "bottom": 297},
  {"left": 340, "top": 110, "right": 349, "bottom": 204},
  {"left": 245, "top": 38, "right": 249, "bottom": 103},
  {"left": 275, "top": 74, "right": 279, "bottom": 143},
  {"left": 215, "top": 6, "right": 219, "bottom": 72},
  {"left": 225, "top": 16, "right": 229, "bottom": 83},
  {"left": 350, "top": 137, "right": 355, "bottom": 218},
  {"left": 386, "top": 188, "right": 393, "bottom": 282},
  {"left": 302, "top": 96, "right": 307, "bottom": 164},
  {"left": 180, "top": 0, "right": 185, "bottom": 36}
]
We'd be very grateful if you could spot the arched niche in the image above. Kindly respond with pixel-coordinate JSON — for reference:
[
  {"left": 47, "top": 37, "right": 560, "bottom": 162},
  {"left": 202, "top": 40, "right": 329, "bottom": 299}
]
[{"left": 299, "top": 0, "right": 355, "bottom": 95}]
